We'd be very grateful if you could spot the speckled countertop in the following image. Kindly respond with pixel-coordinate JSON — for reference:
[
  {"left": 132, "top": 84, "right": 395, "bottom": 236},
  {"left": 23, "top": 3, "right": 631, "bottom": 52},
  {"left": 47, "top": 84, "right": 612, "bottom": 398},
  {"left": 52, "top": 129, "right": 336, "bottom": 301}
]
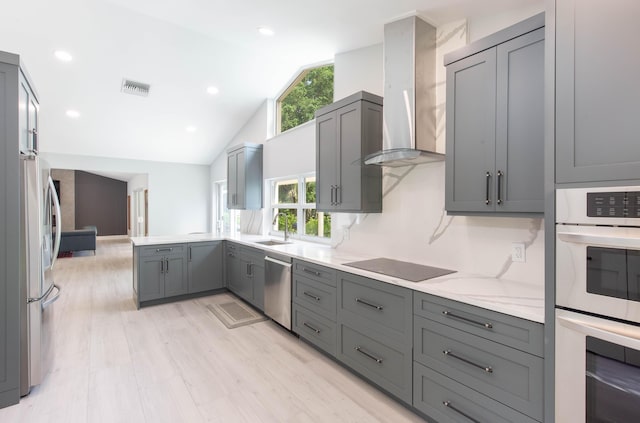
[{"left": 130, "top": 233, "right": 544, "bottom": 324}]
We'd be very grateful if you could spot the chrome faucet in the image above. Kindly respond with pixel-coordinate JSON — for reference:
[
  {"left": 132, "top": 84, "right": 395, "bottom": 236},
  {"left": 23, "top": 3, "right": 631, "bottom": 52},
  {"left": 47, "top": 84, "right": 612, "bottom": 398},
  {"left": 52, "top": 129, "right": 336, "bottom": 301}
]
[{"left": 272, "top": 211, "right": 289, "bottom": 242}]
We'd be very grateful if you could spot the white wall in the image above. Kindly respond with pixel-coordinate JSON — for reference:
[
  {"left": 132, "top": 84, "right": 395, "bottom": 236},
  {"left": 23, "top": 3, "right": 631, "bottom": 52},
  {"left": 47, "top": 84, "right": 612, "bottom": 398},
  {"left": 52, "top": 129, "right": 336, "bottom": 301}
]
[
  {"left": 42, "top": 153, "right": 210, "bottom": 236},
  {"left": 334, "top": 44, "right": 383, "bottom": 101}
]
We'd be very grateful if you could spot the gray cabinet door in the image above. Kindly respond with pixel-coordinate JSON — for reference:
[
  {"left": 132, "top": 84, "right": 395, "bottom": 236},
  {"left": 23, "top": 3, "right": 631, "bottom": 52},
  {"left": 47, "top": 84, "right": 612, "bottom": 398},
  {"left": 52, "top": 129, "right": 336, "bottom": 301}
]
[
  {"left": 556, "top": 0, "right": 640, "bottom": 183},
  {"left": 495, "top": 28, "right": 545, "bottom": 212},
  {"left": 188, "top": 242, "right": 223, "bottom": 293},
  {"left": 227, "top": 152, "right": 237, "bottom": 208},
  {"left": 164, "top": 255, "right": 188, "bottom": 298},
  {"left": 236, "top": 257, "right": 254, "bottom": 302},
  {"left": 445, "top": 48, "right": 497, "bottom": 212},
  {"left": 336, "top": 101, "right": 363, "bottom": 211},
  {"left": 235, "top": 149, "right": 246, "bottom": 209},
  {"left": 250, "top": 262, "right": 265, "bottom": 311},
  {"left": 316, "top": 111, "right": 338, "bottom": 211},
  {"left": 139, "top": 256, "right": 164, "bottom": 301},
  {"left": 226, "top": 246, "right": 242, "bottom": 295}
]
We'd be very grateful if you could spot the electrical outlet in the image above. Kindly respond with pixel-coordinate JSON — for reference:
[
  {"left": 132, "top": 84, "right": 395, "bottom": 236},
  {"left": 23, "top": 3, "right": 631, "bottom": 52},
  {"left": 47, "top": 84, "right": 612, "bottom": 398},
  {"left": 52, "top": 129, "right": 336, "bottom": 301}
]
[
  {"left": 343, "top": 227, "right": 350, "bottom": 240},
  {"left": 511, "top": 243, "right": 526, "bottom": 263}
]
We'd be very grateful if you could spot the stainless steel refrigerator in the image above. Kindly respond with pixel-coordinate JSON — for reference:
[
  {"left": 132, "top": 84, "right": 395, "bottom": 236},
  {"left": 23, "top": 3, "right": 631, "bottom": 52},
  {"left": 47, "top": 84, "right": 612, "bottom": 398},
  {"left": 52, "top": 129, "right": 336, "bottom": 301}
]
[{"left": 19, "top": 150, "right": 61, "bottom": 396}]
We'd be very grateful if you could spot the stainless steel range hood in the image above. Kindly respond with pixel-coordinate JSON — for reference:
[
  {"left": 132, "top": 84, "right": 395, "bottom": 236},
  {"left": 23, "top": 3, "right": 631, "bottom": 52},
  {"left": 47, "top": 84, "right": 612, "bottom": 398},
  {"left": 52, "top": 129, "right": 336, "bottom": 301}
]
[{"left": 364, "top": 15, "right": 444, "bottom": 167}]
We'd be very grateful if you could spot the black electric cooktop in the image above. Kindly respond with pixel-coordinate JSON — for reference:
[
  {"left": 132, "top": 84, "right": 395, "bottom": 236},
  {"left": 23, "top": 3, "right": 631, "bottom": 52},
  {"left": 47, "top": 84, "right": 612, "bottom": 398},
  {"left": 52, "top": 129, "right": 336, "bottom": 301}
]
[{"left": 342, "top": 257, "right": 455, "bottom": 282}]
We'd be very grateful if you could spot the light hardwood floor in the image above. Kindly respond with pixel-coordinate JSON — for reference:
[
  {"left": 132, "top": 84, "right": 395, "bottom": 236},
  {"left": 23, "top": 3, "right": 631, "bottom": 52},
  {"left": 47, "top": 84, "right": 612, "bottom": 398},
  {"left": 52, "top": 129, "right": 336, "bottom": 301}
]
[{"left": 1, "top": 238, "right": 426, "bottom": 422}]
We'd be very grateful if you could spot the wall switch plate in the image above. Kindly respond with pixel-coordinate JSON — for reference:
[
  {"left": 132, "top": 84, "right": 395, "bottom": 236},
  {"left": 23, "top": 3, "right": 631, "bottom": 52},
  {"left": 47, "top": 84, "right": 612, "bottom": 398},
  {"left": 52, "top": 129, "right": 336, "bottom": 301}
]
[{"left": 511, "top": 243, "right": 526, "bottom": 263}]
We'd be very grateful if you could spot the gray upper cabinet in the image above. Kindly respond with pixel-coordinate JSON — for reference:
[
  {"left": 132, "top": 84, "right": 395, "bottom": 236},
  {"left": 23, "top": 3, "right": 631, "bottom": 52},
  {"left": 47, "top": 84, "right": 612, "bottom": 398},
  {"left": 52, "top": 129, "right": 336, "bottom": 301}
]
[
  {"left": 316, "top": 91, "right": 383, "bottom": 213},
  {"left": 187, "top": 241, "right": 224, "bottom": 294},
  {"left": 555, "top": 0, "right": 640, "bottom": 184},
  {"left": 445, "top": 14, "right": 544, "bottom": 214},
  {"left": 0, "top": 52, "right": 25, "bottom": 408},
  {"left": 227, "top": 143, "right": 263, "bottom": 210}
]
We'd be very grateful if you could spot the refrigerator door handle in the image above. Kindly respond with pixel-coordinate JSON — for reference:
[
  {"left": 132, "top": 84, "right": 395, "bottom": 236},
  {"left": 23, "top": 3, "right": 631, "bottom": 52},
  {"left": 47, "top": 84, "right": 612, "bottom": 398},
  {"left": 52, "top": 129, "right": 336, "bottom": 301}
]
[
  {"left": 42, "top": 284, "right": 61, "bottom": 309},
  {"left": 48, "top": 176, "right": 62, "bottom": 267},
  {"left": 28, "top": 282, "right": 55, "bottom": 304}
]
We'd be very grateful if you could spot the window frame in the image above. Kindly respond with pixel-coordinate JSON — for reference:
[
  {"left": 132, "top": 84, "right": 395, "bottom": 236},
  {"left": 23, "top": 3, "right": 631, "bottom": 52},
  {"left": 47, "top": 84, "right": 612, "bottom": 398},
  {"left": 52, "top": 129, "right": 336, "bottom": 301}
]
[
  {"left": 275, "top": 60, "right": 334, "bottom": 135},
  {"left": 268, "top": 173, "right": 331, "bottom": 244}
]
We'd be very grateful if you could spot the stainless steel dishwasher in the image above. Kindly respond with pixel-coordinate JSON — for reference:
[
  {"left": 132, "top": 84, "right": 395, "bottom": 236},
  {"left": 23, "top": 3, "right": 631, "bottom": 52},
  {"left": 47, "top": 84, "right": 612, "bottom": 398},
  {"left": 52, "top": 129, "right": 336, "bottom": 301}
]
[{"left": 264, "top": 252, "right": 293, "bottom": 330}]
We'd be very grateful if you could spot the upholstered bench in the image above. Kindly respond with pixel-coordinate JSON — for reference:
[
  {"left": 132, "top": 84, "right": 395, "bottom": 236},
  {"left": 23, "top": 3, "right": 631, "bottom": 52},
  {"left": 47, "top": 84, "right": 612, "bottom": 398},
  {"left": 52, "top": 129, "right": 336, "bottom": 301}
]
[{"left": 59, "top": 226, "right": 97, "bottom": 254}]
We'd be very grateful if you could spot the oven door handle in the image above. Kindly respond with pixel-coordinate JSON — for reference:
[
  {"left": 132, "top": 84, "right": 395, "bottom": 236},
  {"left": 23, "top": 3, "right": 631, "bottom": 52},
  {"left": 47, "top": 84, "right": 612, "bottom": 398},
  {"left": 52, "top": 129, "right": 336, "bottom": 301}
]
[
  {"left": 557, "top": 310, "right": 640, "bottom": 349},
  {"left": 557, "top": 231, "right": 640, "bottom": 249}
]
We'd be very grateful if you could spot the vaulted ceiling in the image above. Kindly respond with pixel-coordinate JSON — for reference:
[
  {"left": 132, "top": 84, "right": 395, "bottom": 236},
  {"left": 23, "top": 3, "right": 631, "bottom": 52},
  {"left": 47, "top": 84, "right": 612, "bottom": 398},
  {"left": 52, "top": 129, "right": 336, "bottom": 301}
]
[{"left": 2, "top": 0, "right": 541, "bottom": 165}]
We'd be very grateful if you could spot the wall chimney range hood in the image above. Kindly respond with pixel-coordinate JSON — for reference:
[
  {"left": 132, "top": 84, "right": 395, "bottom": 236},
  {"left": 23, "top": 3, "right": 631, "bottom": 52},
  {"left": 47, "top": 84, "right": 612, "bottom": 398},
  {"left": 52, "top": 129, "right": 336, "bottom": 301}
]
[{"left": 364, "top": 15, "right": 444, "bottom": 167}]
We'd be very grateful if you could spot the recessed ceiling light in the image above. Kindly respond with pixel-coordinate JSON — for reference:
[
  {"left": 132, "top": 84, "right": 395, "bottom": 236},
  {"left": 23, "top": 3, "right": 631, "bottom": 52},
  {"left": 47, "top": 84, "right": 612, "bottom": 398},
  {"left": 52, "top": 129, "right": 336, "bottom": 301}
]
[
  {"left": 257, "top": 26, "right": 275, "bottom": 36},
  {"left": 206, "top": 86, "right": 219, "bottom": 95},
  {"left": 186, "top": 126, "right": 197, "bottom": 132},
  {"left": 66, "top": 110, "right": 80, "bottom": 118},
  {"left": 54, "top": 50, "right": 73, "bottom": 62}
]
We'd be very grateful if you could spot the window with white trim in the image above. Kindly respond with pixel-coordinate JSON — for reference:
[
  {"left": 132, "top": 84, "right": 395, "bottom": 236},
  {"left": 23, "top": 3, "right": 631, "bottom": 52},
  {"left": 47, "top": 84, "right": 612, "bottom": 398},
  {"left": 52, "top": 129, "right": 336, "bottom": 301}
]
[{"left": 269, "top": 174, "right": 331, "bottom": 241}]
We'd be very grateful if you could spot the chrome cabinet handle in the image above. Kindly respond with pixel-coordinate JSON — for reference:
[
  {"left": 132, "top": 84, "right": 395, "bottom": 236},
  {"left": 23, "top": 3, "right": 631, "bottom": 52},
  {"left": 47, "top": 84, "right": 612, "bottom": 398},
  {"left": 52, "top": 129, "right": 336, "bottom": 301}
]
[
  {"left": 156, "top": 247, "right": 173, "bottom": 252},
  {"left": 497, "top": 170, "right": 503, "bottom": 205},
  {"left": 303, "top": 291, "right": 321, "bottom": 301},
  {"left": 330, "top": 185, "right": 336, "bottom": 205},
  {"left": 227, "top": 252, "right": 235, "bottom": 257},
  {"left": 31, "top": 128, "right": 38, "bottom": 151},
  {"left": 303, "top": 267, "right": 321, "bottom": 277},
  {"left": 303, "top": 322, "right": 321, "bottom": 334},
  {"left": 355, "top": 297, "right": 383, "bottom": 311},
  {"left": 443, "top": 350, "right": 493, "bottom": 373},
  {"left": 247, "top": 263, "right": 253, "bottom": 277},
  {"left": 160, "top": 259, "right": 164, "bottom": 273},
  {"left": 335, "top": 185, "right": 341, "bottom": 205},
  {"left": 443, "top": 401, "right": 481, "bottom": 423},
  {"left": 188, "top": 247, "right": 192, "bottom": 262},
  {"left": 442, "top": 310, "right": 493, "bottom": 329},
  {"left": 354, "top": 346, "right": 383, "bottom": 364},
  {"left": 165, "top": 259, "right": 169, "bottom": 273},
  {"left": 485, "top": 171, "right": 491, "bottom": 205}
]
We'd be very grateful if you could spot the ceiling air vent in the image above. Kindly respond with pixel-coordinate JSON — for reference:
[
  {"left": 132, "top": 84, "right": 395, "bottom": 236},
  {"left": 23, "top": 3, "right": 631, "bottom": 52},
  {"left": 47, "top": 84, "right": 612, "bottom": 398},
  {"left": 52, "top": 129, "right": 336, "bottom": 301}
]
[{"left": 121, "top": 79, "right": 150, "bottom": 97}]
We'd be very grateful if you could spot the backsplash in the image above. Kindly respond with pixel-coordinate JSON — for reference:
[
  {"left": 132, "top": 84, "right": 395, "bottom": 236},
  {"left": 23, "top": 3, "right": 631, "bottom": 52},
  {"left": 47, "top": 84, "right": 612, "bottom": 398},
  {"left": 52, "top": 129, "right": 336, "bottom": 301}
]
[{"left": 332, "top": 163, "right": 544, "bottom": 285}]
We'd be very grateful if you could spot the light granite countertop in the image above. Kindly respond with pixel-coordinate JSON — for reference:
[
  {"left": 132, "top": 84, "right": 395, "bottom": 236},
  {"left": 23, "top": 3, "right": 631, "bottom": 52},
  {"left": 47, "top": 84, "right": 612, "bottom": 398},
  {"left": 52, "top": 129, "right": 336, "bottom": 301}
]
[{"left": 130, "top": 233, "right": 545, "bottom": 324}]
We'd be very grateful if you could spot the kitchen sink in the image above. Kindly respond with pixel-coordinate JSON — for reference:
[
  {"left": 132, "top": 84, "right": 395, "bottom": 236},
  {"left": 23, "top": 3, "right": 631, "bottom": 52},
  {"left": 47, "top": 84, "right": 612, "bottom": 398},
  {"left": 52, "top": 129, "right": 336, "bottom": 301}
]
[{"left": 255, "top": 240, "right": 291, "bottom": 246}]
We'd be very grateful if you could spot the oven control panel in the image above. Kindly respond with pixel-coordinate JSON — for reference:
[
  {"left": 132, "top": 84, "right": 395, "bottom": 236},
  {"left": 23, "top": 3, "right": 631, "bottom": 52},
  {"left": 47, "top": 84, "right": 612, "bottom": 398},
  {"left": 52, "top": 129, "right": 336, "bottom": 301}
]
[{"left": 587, "top": 191, "right": 640, "bottom": 218}]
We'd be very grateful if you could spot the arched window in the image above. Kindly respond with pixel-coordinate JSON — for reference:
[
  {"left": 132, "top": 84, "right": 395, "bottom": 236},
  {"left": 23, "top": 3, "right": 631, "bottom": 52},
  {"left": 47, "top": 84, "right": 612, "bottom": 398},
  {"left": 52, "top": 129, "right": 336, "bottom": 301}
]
[{"left": 277, "top": 64, "right": 334, "bottom": 133}]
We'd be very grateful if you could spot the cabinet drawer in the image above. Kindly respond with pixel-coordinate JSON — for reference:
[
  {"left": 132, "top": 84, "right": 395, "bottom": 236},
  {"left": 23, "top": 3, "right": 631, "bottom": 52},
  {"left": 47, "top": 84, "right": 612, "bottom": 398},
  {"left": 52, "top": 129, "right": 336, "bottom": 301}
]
[
  {"left": 338, "top": 323, "right": 412, "bottom": 404},
  {"left": 293, "top": 275, "right": 336, "bottom": 321},
  {"left": 239, "top": 246, "right": 264, "bottom": 264},
  {"left": 414, "top": 291, "right": 543, "bottom": 356},
  {"left": 140, "top": 244, "right": 184, "bottom": 257},
  {"left": 338, "top": 271, "right": 412, "bottom": 343},
  {"left": 292, "top": 304, "right": 336, "bottom": 357},
  {"left": 414, "top": 316, "right": 543, "bottom": 420},
  {"left": 294, "top": 260, "right": 336, "bottom": 287},
  {"left": 414, "top": 362, "right": 539, "bottom": 423}
]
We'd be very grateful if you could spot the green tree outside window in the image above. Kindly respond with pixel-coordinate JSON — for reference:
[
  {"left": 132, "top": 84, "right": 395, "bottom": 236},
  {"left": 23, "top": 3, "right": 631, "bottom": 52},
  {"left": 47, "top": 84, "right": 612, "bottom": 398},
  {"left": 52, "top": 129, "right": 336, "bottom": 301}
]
[{"left": 279, "top": 65, "right": 334, "bottom": 132}]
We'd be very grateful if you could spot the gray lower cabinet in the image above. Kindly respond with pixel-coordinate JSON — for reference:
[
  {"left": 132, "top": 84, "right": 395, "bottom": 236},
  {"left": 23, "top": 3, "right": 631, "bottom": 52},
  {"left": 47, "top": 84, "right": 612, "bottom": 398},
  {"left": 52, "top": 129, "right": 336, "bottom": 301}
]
[
  {"left": 227, "top": 143, "right": 263, "bottom": 210},
  {"left": 134, "top": 241, "right": 225, "bottom": 308},
  {"left": 315, "top": 91, "right": 383, "bottom": 213},
  {"left": 337, "top": 271, "right": 413, "bottom": 404},
  {"left": 187, "top": 241, "right": 224, "bottom": 293},
  {"left": 135, "top": 244, "right": 188, "bottom": 303},
  {"left": 292, "top": 260, "right": 337, "bottom": 356},
  {"left": 445, "top": 15, "right": 544, "bottom": 214},
  {"left": 226, "top": 243, "right": 265, "bottom": 311},
  {"left": 0, "top": 52, "right": 24, "bottom": 408},
  {"left": 555, "top": 0, "right": 640, "bottom": 184},
  {"left": 413, "top": 291, "right": 544, "bottom": 422}
]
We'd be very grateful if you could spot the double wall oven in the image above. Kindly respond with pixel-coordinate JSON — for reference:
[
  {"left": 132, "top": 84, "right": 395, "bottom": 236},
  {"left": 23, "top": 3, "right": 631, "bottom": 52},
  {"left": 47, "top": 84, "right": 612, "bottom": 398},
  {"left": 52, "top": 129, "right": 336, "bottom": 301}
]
[{"left": 556, "top": 187, "right": 640, "bottom": 422}]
